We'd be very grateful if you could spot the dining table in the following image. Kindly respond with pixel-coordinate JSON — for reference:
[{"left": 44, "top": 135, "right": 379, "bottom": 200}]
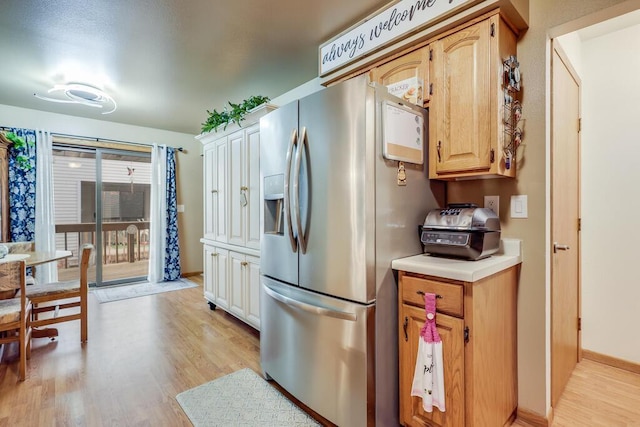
[
  {"left": 0, "top": 249, "right": 73, "bottom": 339},
  {"left": 3, "top": 250, "right": 73, "bottom": 267}
]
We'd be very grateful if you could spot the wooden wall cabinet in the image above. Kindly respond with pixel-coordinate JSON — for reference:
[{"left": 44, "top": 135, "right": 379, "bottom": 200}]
[
  {"left": 398, "top": 266, "right": 518, "bottom": 426},
  {"left": 428, "top": 13, "right": 517, "bottom": 180},
  {"left": 371, "top": 46, "right": 430, "bottom": 106},
  {"left": 197, "top": 105, "right": 275, "bottom": 330}
]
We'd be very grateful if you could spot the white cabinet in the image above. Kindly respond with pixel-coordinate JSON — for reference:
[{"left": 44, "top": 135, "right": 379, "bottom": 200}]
[
  {"left": 197, "top": 105, "right": 275, "bottom": 330},
  {"left": 228, "top": 123, "right": 261, "bottom": 250},
  {"left": 229, "top": 252, "right": 261, "bottom": 329},
  {"left": 203, "top": 139, "right": 227, "bottom": 242},
  {"left": 203, "top": 244, "right": 229, "bottom": 311}
]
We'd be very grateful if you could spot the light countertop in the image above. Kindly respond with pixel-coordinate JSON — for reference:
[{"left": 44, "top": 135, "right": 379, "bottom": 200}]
[{"left": 391, "top": 238, "right": 522, "bottom": 282}]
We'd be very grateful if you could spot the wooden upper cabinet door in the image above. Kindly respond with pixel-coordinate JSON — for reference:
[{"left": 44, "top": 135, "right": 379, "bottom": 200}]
[
  {"left": 372, "top": 47, "right": 429, "bottom": 106},
  {"left": 430, "top": 19, "right": 491, "bottom": 177}
]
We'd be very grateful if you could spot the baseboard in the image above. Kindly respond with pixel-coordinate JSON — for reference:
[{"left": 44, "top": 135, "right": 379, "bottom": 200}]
[
  {"left": 515, "top": 407, "right": 553, "bottom": 427},
  {"left": 582, "top": 349, "right": 640, "bottom": 375},
  {"left": 181, "top": 271, "right": 203, "bottom": 278}
]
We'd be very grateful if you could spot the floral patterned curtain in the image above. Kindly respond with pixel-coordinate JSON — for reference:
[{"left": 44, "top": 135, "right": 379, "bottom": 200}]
[
  {"left": 7, "top": 127, "right": 36, "bottom": 242},
  {"left": 163, "top": 147, "right": 181, "bottom": 281}
]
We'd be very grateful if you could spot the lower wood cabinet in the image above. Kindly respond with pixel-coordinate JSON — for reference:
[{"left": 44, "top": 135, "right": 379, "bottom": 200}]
[
  {"left": 398, "top": 267, "right": 518, "bottom": 426},
  {"left": 203, "top": 243, "right": 260, "bottom": 330}
]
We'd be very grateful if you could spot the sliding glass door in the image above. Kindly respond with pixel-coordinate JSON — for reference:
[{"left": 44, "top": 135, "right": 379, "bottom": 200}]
[{"left": 53, "top": 145, "right": 151, "bottom": 286}]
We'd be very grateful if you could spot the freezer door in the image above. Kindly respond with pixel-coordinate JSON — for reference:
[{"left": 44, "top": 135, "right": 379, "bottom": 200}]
[
  {"left": 260, "top": 101, "right": 299, "bottom": 285},
  {"left": 260, "top": 276, "right": 374, "bottom": 427},
  {"left": 296, "top": 75, "right": 376, "bottom": 303}
]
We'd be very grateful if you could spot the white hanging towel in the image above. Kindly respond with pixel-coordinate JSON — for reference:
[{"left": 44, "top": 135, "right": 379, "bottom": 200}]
[{"left": 411, "top": 292, "right": 446, "bottom": 412}]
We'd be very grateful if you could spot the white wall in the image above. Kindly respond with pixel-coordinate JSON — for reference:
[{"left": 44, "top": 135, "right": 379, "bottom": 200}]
[
  {"left": 0, "top": 104, "right": 203, "bottom": 274},
  {"left": 581, "top": 24, "right": 640, "bottom": 363},
  {"left": 556, "top": 32, "right": 583, "bottom": 76},
  {"left": 270, "top": 77, "right": 324, "bottom": 106}
]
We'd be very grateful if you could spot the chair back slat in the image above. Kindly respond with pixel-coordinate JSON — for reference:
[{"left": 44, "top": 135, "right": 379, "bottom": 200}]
[{"left": 0, "top": 260, "right": 25, "bottom": 293}]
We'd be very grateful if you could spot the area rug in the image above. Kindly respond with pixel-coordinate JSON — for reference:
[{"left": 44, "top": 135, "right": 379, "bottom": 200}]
[
  {"left": 176, "top": 368, "right": 320, "bottom": 427},
  {"left": 91, "top": 278, "right": 198, "bottom": 303}
]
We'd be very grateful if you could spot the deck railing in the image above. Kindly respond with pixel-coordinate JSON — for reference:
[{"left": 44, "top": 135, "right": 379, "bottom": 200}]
[{"left": 55, "top": 221, "right": 150, "bottom": 268}]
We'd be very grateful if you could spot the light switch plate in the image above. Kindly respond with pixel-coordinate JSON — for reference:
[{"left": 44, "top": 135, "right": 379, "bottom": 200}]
[
  {"left": 510, "top": 195, "right": 528, "bottom": 218},
  {"left": 177, "top": 204, "right": 185, "bottom": 213}
]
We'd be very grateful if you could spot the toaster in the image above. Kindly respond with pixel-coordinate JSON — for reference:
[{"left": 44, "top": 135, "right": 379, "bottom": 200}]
[{"left": 420, "top": 203, "right": 501, "bottom": 260}]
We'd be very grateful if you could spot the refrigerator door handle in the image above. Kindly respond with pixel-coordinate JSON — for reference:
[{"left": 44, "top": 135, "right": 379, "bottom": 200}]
[
  {"left": 284, "top": 128, "right": 298, "bottom": 253},
  {"left": 263, "top": 282, "right": 357, "bottom": 321},
  {"left": 293, "top": 126, "right": 308, "bottom": 254}
]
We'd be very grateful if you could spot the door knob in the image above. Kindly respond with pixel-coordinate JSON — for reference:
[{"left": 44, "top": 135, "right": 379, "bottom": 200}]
[{"left": 553, "top": 242, "right": 570, "bottom": 253}]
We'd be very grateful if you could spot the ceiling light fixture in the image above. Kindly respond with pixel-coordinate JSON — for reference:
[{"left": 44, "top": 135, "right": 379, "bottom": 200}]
[{"left": 34, "top": 83, "right": 117, "bottom": 114}]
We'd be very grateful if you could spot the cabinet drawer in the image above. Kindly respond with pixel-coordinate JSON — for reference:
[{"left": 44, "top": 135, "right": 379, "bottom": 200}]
[{"left": 402, "top": 275, "right": 463, "bottom": 318}]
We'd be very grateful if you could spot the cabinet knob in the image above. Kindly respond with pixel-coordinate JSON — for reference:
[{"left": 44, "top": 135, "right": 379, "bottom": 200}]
[
  {"left": 437, "top": 141, "right": 442, "bottom": 162},
  {"left": 241, "top": 261, "right": 248, "bottom": 267},
  {"left": 211, "top": 189, "right": 218, "bottom": 193},
  {"left": 211, "top": 253, "right": 218, "bottom": 257},
  {"left": 240, "top": 186, "right": 248, "bottom": 191}
]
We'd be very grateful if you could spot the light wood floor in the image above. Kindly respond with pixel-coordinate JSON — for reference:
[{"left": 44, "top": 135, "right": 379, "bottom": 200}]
[
  {"left": 1, "top": 276, "right": 639, "bottom": 426},
  {"left": 0, "top": 275, "right": 260, "bottom": 426},
  {"left": 511, "top": 358, "right": 640, "bottom": 426}
]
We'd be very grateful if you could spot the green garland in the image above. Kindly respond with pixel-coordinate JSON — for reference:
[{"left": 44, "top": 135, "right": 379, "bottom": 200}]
[
  {"left": 3, "top": 132, "right": 34, "bottom": 171},
  {"left": 201, "top": 95, "right": 270, "bottom": 133}
]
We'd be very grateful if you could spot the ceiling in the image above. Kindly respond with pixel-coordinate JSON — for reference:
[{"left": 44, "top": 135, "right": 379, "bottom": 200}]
[
  {"left": 576, "top": 7, "right": 640, "bottom": 40},
  {"left": 0, "top": 0, "right": 389, "bottom": 135}
]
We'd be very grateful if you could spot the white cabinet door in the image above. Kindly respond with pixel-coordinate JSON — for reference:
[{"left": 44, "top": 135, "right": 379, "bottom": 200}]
[
  {"left": 227, "top": 123, "right": 261, "bottom": 249},
  {"left": 203, "top": 245, "right": 229, "bottom": 310},
  {"left": 229, "top": 250, "right": 246, "bottom": 319},
  {"left": 228, "top": 251, "right": 261, "bottom": 330},
  {"left": 203, "top": 245, "right": 216, "bottom": 302},
  {"left": 203, "top": 144, "right": 217, "bottom": 240},
  {"left": 214, "top": 247, "right": 229, "bottom": 310},
  {"left": 245, "top": 124, "right": 261, "bottom": 250},
  {"left": 214, "top": 138, "right": 228, "bottom": 243},
  {"left": 245, "top": 254, "right": 261, "bottom": 329},
  {"left": 228, "top": 131, "right": 245, "bottom": 247}
]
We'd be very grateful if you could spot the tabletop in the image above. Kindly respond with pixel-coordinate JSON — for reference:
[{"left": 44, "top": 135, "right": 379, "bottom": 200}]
[
  {"left": 23, "top": 250, "right": 73, "bottom": 266},
  {"left": 0, "top": 250, "right": 72, "bottom": 266}
]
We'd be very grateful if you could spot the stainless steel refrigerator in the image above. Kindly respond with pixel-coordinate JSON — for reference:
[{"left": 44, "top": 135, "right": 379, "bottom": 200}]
[{"left": 260, "top": 74, "right": 440, "bottom": 426}]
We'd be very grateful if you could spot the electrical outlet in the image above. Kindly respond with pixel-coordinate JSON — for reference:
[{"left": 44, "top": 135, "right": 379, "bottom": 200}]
[{"left": 484, "top": 195, "right": 499, "bottom": 216}]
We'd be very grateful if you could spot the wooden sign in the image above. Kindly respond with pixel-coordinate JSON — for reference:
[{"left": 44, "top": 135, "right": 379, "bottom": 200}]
[{"left": 319, "top": 0, "right": 477, "bottom": 76}]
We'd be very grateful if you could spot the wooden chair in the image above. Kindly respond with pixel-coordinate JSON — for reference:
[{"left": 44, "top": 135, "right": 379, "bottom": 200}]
[
  {"left": 0, "top": 260, "right": 32, "bottom": 381},
  {"left": 26, "top": 244, "right": 93, "bottom": 342}
]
